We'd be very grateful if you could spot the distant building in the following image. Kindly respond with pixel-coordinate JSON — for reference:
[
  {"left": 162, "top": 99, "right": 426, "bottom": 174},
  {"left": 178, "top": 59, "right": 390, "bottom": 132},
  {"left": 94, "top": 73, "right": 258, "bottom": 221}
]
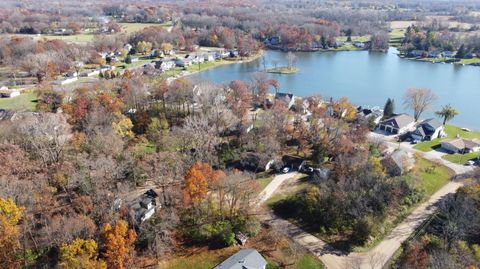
[
  {"left": 264, "top": 36, "right": 281, "bottom": 46},
  {"left": 443, "top": 51, "right": 456, "bottom": 58},
  {"left": 275, "top": 92, "right": 295, "bottom": 109},
  {"left": 214, "top": 249, "right": 267, "bottom": 269},
  {"left": 353, "top": 42, "right": 365, "bottom": 48}
]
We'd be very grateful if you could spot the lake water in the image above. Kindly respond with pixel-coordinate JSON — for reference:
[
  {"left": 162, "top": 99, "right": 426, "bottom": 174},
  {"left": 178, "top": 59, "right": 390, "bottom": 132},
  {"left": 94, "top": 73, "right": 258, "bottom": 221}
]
[{"left": 191, "top": 48, "right": 480, "bottom": 130}]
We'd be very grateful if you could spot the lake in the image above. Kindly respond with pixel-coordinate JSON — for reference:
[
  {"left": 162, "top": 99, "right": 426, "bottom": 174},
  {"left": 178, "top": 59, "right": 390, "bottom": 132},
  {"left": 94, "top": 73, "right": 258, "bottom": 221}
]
[{"left": 190, "top": 48, "right": 480, "bottom": 130}]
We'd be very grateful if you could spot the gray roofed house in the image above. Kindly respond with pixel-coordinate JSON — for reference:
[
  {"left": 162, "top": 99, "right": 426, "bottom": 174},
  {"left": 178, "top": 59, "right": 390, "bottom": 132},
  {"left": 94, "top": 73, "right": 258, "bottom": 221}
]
[
  {"left": 214, "top": 249, "right": 267, "bottom": 269},
  {"left": 378, "top": 114, "right": 416, "bottom": 135},
  {"left": 409, "top": 118, "right": 444, "bottom": 141},
  {"left": 441, "top": 138, "right": 480, "bottom": 154},
  {"left": 381, "top": 149, "right": 415, "bottom": 176}
]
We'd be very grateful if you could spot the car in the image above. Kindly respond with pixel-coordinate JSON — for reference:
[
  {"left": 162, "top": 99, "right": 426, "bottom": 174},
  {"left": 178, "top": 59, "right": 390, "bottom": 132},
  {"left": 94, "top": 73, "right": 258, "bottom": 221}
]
[
  {"left": 305, "top": 167, "right": 314, "bottom": 173},
  {"left": 282, "top": 167, "right": 290, "bottom": 173},
  {"left": 411, "top": 140, "right": 419, "bottom": 144},
  {"left": 461, "top": 128, "right": 471, "bottom": 132},
  {"left": 465, "top": 160, "right": 475, "bottom": 166}
]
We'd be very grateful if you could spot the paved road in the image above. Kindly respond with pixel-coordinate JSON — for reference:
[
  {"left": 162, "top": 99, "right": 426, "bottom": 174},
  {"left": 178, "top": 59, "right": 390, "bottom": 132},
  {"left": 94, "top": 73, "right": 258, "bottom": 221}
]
[{"left": 259, "top": 133, "right": 474, "bottom": 269}]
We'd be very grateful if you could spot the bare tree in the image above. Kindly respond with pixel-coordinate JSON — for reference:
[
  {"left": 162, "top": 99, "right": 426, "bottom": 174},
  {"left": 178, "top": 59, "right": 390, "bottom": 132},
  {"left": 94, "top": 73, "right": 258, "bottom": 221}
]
[
  {"left": 287, "top": 52, "right": 297, "bottom": 69},
  {"left": 403, "top": 88, "right": 438, "bottom": 121}
]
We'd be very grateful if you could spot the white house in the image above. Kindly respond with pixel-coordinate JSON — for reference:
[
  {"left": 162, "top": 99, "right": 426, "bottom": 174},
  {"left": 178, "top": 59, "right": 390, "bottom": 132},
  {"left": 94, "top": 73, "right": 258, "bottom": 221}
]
[
  {"left": 378, "top": 114, "right": 416, "bottom": 135},
  {"left": 0, "top": 87, "right": 20, "bottom": 98}
]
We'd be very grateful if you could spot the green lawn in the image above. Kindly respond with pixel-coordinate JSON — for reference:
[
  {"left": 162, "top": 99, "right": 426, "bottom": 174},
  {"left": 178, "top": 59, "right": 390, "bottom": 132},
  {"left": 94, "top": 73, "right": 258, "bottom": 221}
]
[
  {"left": 33, "top": 33, "right": 95, "bottom": 43},
  {"left": 336, "top": 35, "right": 370, "bottom": 42},
  {"left": 414, "top": 124, "right": 480, "bottom": 152},
  {"left": 410, "top": 157, "right": 454, "bottom": 196},
  {"left": 295, "top": 254, "right": 325, "bottom": 269},
  {"left": 0, "top": 91, "right": 37, "bottom": 111},
  {"left": 442, "top": 152, "right": 479, "bottom": 165}
]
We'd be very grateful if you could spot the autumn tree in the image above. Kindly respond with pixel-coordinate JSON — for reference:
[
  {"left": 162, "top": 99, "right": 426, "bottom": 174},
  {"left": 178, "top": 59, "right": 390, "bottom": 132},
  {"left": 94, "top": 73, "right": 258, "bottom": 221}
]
[
  {"left": 183, "top": 163, "right": 210, "bottom": 205},
  {"left": 0, "top": 198, "right": 24, "bottom": 268},
  {"left": 227, "top": 80, "right": 252, "bottom": 121},
  {"left": 59, "top": 239, "right": 106, "bottom": 269},
  {"left": 102, "top": 220, "right": 136, "bottom": 269},
  {"left": 136, "top": 41, "right": 153, "bottom": 55},
  {"left": 403, "top": 88, "right": 438, "bottom": 122}
]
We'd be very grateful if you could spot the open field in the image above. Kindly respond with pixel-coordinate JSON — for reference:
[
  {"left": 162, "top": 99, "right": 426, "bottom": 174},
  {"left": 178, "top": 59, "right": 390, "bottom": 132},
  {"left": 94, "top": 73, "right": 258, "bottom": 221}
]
[
  {"left": 119, "top": 21, "right": 172, "bottom": 34},
  {"left": 390, "top": 20, "right": 416, "bottom": 29},
  {"left": 0, "top": 91, "right": 37, "bottom": 111},
  {"left": 336, "top": 35, "right": 370, "bottom": 42},
  {"left": 414, "top": 124, "right": 480, "bottom": 152}
]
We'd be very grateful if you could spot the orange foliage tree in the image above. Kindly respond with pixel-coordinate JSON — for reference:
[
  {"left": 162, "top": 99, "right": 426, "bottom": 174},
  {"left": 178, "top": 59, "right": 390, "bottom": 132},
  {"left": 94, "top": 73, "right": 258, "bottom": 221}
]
[
  {"left": 183, "top": 163, "right": 225, "bottom": 205},
  {"left": 102, "top": 220, "right": 136, "bottom": 269}
]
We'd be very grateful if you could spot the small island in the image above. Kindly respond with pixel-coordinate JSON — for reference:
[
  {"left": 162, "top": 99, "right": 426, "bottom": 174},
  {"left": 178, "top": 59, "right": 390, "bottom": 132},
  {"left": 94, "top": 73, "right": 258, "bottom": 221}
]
[
  {"left": 266, "top": 66, "right": 299, "bottom": 74},
  {"left": 266, "top": 51, "right": 299, "bottom": 74}
]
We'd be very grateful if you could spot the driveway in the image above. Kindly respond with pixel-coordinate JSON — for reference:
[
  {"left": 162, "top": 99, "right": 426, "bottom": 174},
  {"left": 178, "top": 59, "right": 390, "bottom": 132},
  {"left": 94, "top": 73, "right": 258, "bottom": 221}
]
[{"left": 257, "top": 172, "right": 298, "bottom": 204}]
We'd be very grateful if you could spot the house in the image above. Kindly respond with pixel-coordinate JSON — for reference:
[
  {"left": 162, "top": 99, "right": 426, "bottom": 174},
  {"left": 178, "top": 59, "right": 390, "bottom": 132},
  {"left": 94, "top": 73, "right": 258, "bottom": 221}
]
[
  {"left": 130, "top": 189, "right": 159, "bottom": 224},
  {"left": 214, "top": 249, "right": 267, "bottom": 269},
  {"left": 175, "top": 58, "right": 192, "bottom": 67},
  {"left": 378, "top": 114, "right": 416, "bottom": 135},
  {"left": 124, "top": 43, "right": 133, "bottom": 52},
  {"left": 235, "top": 152, "right": 275, "bottom": 172},
  {"left": 229, "top": 50, "right": 239, "bottom": 58},
  {"left": 154, "top": 60, "right": 175, "bottom": 72},
  {"left": 409, "top": 50, "right": 426, "bottom": 57},
  {"left": 203, "top": 53, "right": 215, "bottom": 62},
  {"left": 382, "top": 150, "right": 415, "bottom": 176},
  {"left": 275, "top": 92, "right": 295, "bottom": 109},
  {"left": 409, "top": 118, "right": 444, "bottom": 141},
  {"left": 357, "top": 107, "right": 384, "bottom": 124},
  {"left": 0, "top": 87, "right": 20, "bottom": 98},
  {"left": 443, "top": 51, "right": 456, "bottom": 58},
  {"left": 234, "top": 232, "right": 248, "bottom": 245},
  {"left": 429, "top": 51, "right": 443, "bottom": 58},
  {"left": 282, "top": 155, "right": 306, "bottom": 171},
  {"left": 441, "top": 138, "right": 480, "bottom": 154},
  {"left": 98, "top": 65, "right": 116, "bottom": 72},
  {"left": 52, "top": 77, "right": 78, "bottom": 85},
  {"left": 353, "top": 42, "right": 365, "bottom": 48},
  {"left": 264, "top": 36, "right": 281, "bottom": 46}
]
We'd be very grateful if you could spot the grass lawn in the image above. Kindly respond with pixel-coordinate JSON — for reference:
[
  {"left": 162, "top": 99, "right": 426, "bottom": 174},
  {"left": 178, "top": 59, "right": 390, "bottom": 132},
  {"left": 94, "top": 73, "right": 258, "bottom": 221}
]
[
  {"left": 295, "top": 254, "right": 325, "bottom": 269},
  {"left": 414, "top": 124, "right": 480, "bottom": 152},
  {"left": 442, "top": 152, "right": 479, "bottom": 164},
  {"left": 266, "top": 175, "right": 313, "bottom": 207},
  {"left": 160, "top": 246, "right": 239, "bottom": 269},
  {"left": 0, "top": 91, "right": 37, "bottom": 111},
  {"left": 33, "top": 33, "right": 95, "bottom": 43},
  {"left": 266, "top": 66, "right": 299, "bottom": 74},
  {"left": 409, "top": 157, "right": 454, "bottom": 196},
  {"left": 336, "top": 35, "right": 370, "bottom": 42}
]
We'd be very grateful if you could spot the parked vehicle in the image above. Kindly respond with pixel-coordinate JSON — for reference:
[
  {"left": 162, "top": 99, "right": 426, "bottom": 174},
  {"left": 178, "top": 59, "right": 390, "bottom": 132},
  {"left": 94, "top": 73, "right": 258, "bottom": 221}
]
[
  {"left": 282, "top": 167, "right": 290, "bottom": 173},
  {"left": 465, "top": 160, "right": 475, "bottom": 166}
]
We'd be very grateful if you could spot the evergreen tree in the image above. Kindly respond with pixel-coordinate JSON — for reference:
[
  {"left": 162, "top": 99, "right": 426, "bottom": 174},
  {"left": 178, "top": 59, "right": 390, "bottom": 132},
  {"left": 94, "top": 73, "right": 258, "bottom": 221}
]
[
  {"left": 125, "top": 55, "right": 132, "bottom": 64},
  {"left": 456, "top": 44, "right": 466, "bottom": 59},
  {"left": 383, "top": 98, "right": 395, "bottom": 118}
]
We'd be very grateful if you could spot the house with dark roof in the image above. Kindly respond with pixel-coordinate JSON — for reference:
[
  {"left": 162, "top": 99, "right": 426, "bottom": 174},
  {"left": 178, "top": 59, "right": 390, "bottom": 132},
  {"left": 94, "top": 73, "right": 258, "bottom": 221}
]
[
  {"left": 441, "top": 138, "right": 480, "bottom": 154},
  {"left": 275, "top": 92, "right": 295, "bottom": 109},
  {"left": 214, "top": 249, "right": 267, "bottom": 269},
  {"left": 378, "top": 114, "right": 416, "bottom": 135},
  {"left": 409, "top": 118, "right": 444, "bottom": 141}
]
